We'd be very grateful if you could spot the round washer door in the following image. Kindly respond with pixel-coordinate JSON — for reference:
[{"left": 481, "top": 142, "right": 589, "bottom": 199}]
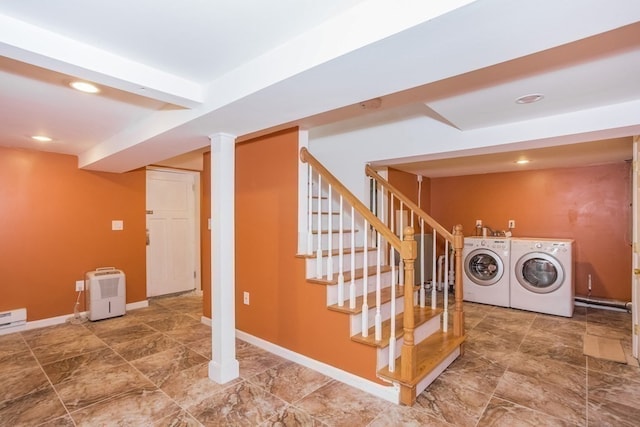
[
  {"left": 515, "top": 252, "right": 564, "bottom": 294},
  {"left": 464, "top": 248, "right": 504, "bottom": 286}
]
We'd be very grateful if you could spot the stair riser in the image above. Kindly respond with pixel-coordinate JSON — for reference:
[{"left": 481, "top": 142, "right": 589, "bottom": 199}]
[
  {"left": 325, "top": 271, "right": 395, "bottom": 305},
  {"left": 375, "top": 314, "right": 442, "bottom": 370},
  {"left": 311, "top": 233, "right": 360, "bottom": 251},
  {"left": 311, "top": 215, "right": 353, "bottom": 230},
  {"left": 415, "top": 347, "right": 461, "bottom": 397},
  {"left": 349, "top": 296, "right": 405, "bottom": 336},
  {"left": 310, "top": 198, "right": 339, "bottom": 212},
  {"left": 305, "top": 250, "right": 380, "bottom": 279}
]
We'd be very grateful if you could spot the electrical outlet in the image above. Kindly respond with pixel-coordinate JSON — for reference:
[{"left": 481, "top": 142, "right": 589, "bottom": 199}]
[
  {"left": 508, "top": 220, "right": 515, "bottom": 229},
  {"left": 75, "top": 280, "right": 84, "bottom": 292},
  {"left": 243, "top": 291, "right": 250, "bottom": 305},
  {"left": 475, "top": 219, "right": 482, "bottom": 227}
]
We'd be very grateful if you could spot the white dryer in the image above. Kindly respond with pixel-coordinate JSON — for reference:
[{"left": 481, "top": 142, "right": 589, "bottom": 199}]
[
  {"left": 462, "top": 237, "right": 510, "bottom": 307},
  {"left": 510, "top": 238, "right": 574, "bottom": 317}
]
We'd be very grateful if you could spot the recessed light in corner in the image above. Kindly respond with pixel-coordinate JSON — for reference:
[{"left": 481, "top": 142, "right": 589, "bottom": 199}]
[
  {"left": 70, "top": 81, "right": 100, "bottom": 93},
  {"left": 515, "top": 93, "right": 544, "bottom": 104},
  {"left": 515, "top": 159, "right": 530, "bottom": 165},
  {"left": 31, "top": 135, "right": 53, "bottom": 142}
]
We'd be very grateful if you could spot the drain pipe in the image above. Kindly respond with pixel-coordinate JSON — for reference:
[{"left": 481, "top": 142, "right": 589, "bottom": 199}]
[
  {"left": 437, "top": 255, "right": 445, "bottom": 291},
  {"left": 574, "top": 295, "right": 632, "bottom": 312},
  {"left": 576, "top": 273, "right": 632, "bottom": 312}
]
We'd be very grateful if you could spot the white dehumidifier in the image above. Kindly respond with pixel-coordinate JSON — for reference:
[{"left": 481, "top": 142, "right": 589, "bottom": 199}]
[{"left": 85, "top": 267, "right": 126, "bottom": 321}]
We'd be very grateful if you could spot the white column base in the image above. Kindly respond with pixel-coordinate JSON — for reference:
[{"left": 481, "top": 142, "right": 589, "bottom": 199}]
[{"left": 208, "top": 359, "right": 240, "bottom": 384}]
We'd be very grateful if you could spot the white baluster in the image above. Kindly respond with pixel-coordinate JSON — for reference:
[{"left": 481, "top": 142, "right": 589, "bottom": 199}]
[
  {"left": 361, "top": 219, "right": 369, "bottom": 337},
  {"left": 349, "top": 207, "right": 356, "bottom": 310},
  {"left": 413, "top": 211, "right": 419, "bottom": 308},
  {"left": 327, "top": 184, "right": 333, "bottom": 281},
  {"left": 389, "top": 194, "right": 397, "bottom": 372},
  {"left": 307, "top": 165, "right": 313, "bottom": 255},
  {"left": 375, "top": 232, "right": 382, "bottom": 341},
  {"left": 420, "top": 218, "right": 425, "bottom": 308},
  {"left": 443, "top": 240, "right": 449, "bottom": 332},
  {"left": 337, "top": 195, "right": 344, "bottom": 307},
  {"left": 380, "top": 186, "right": 386, "bottom": 262},
  {"left": 315, "top": 175, "right": 322, "bottom": 278},
  {"left": 399, "top": 202, "right": 404, "bottom": 287},
  {"left": 431, "top": 232, "right": 437, "bottom": 310}
]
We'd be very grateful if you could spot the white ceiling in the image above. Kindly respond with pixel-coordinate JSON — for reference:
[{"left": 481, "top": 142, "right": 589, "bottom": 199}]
[{"left": 1, "top": 0, "right": 640, "bottom": 175}]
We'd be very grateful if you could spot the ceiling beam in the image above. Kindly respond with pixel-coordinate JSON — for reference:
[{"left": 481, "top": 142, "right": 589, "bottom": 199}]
[{"left": 0, "top": 13, "right": 203, "bottom": 108}]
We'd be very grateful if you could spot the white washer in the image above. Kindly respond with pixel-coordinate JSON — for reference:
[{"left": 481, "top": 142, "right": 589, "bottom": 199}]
[
  {"left": 510, "top": 238, "right": 574, "bottom": 317},
  {"left": 462, "top": 237, "right": 511, "bottom": 307}
]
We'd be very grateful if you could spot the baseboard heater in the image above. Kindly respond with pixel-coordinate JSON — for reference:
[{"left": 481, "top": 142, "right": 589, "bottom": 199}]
[
  {"left": 575, "top": 295, "right": 631, "bottom": 312},
  {"left": 0, "top": 308, "right": 27, "bottom": 334}
]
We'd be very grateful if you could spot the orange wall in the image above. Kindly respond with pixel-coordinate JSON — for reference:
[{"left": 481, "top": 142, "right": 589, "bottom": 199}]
[
  {"left": 201, "top": 151, "right": 212, "bottom": 318},
  {"left": 430, "top": 163, "right": 632, "bottom": 301},
  {"left": 234, "top": 128, "right": 379, "bottom": 382},
  {"left": 388, "top": 167, "right": 431, "bottom": 215},
  {"left": 0, "top": 147, "right": 146, "bottom": 320}
]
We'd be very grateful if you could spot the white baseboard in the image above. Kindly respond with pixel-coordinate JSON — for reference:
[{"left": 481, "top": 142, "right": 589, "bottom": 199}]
[
  {"left": 196, "top": 320, "right": 398, "bottom": 403},
  {"left": 126, "top": 300, "right": 149, "bottom": 311},
  {"left": 0, "top": 324, "right": 26, "bottom": 336},
  {"left": 22, "top": 300, "right": 149, "bottom": 331},
  {"left": 235, "top": 330, "right": 400, "bottom": 404}
]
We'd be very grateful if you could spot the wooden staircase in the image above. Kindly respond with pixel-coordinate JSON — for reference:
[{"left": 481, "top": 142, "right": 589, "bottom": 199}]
[{"left": 299, "top": 147, "right": 465, "bottom": 406}]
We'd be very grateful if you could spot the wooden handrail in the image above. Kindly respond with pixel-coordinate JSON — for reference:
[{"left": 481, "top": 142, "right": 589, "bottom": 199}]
[
  {"left": 300, "top": 147, "right": 402, "bottom": 251},
  {"left": 365, "top": 165, "right": 453, "bottom": 243},
  {"left": 366, "top": 164, "right": 465, "bottom": 342}
]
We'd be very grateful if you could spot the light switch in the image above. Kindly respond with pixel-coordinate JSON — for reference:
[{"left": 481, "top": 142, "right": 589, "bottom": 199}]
[{"left": 112, "top": 220, "right": 124, "bottom": 231}]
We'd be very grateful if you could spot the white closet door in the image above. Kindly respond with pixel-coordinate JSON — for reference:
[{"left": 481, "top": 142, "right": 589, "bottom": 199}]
[{"left": 146, "top": 169, "right": 197, "bottom": 297}]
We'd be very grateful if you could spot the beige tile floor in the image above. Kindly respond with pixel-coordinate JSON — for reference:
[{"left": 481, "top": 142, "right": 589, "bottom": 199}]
[{"left": 1, "top": 293, "right": 640, "bottom": 426}]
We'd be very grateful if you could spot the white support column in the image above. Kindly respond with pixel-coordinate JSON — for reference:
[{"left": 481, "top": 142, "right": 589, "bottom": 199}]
[{"left": 209, "top": 132, "right": 240, "bottom": 384}]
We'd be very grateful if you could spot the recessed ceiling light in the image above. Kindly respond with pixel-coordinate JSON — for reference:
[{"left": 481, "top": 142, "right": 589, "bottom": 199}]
[
  {"left": 515, "top": 93, "right": 544, "bottom": 104},
  {"left": 515, "top": 159, "right": 530, "bottom": 165},
  {"left": 31, "top": 135, "right": 53, "bottom": 142},
  {"left": 70, "top": 81, "right": 100, "bottom": 93}
]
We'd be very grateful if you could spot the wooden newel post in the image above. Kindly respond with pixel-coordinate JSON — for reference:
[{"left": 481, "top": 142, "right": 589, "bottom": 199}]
[
  {"left": 453, "top": 224, "right": 465, "bottom": 339},
  {"left": 401, "top": 226, "right": 417, "bottom": 386}
]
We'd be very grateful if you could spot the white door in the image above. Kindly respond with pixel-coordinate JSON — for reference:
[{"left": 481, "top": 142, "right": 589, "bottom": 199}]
[
  {"left": 146, "top": 169, "right": 198, "bottom": 297},
  {"left": 633, "top": 136, "right": 640, "bottom": 360}
]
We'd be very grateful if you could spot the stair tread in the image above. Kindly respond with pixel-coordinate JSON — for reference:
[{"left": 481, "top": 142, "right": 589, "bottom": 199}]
[
  {"left": 328, "top": 285, "right": 404, "bottom": 314},
  {"left": 307, "top": 265, "right": 392, "bottom": 286},
  {"left": 311, "top": 229, "right": 358, "bottom": 234},
  {"left": 377, "top": 331, "right": 466, "bottom": 387},
  {"left": 351, "top": 306, "right": 443, "bottom": 349},
  {"left": 296, "top": 246, "right": 375, "bottom": 259}
]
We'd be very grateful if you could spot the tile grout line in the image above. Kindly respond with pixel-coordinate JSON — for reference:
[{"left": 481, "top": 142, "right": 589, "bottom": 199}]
[{"left": 22, "top": 329, "right": 78, "bottom": 427}]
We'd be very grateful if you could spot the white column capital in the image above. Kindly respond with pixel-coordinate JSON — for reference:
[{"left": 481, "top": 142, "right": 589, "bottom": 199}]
[{"left": 208, "top": 132, "right": 237, "bottom": 144}]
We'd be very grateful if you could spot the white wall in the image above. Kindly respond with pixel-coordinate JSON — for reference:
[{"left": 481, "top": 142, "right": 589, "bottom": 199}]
[{"left": 309, "top": 98, "right": 640, "bottom": 202}]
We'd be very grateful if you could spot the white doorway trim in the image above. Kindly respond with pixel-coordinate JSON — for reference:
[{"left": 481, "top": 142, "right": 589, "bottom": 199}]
[{"left": 632, "top": 136, "right": 640, "bottom": 360}]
